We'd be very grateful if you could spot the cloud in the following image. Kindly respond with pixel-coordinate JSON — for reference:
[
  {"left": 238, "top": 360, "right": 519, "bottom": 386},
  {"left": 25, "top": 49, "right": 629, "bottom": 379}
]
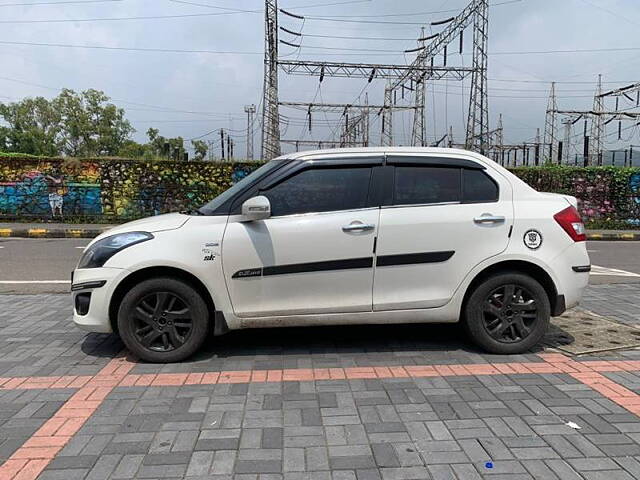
[{"left": 1, "top": 0, "right": 639, "bottom": 156}]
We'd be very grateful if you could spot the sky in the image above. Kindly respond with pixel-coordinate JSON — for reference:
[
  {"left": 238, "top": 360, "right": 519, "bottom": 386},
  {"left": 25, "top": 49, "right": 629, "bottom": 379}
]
[{"left": 1, "top": 0, "right": 639, "bottom": 159}]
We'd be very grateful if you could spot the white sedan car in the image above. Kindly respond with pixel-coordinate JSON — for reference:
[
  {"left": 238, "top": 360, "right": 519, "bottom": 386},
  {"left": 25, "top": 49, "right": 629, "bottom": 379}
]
[{"left": 72, "top": 148, "right": 590, "bottom": 362}]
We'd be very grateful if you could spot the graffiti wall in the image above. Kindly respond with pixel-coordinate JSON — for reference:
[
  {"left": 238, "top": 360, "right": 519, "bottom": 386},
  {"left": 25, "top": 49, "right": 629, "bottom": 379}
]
[
  {"left": 512, "top": 166, "right": 640, "bottom": 229},
  {"left": 0, "top": 155, "right": 639, "bottom": 228},
  {"left": 0, "top": 156, "right": 258, "bottom": 222}
]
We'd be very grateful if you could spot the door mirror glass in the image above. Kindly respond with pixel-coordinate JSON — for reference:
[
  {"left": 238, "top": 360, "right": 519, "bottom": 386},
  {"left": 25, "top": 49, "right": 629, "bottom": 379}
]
[{"left": 241, "top": 196, "right": 271, "bottom": 221}]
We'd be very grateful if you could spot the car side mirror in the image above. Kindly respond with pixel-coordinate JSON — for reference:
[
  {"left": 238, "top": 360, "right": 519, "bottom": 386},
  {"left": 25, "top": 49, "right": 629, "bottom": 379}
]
[{"left": 241, "top": 196, "right": 271, "bottom": 221}]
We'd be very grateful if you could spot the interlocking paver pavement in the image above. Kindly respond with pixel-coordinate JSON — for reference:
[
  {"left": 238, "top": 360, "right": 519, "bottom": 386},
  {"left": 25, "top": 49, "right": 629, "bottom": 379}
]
[
  {"left": 581, "top": 284, "right": 640, "bottom": 326},
  {"left": 4, "top": 294, "right": 640, "bottom": 478}
]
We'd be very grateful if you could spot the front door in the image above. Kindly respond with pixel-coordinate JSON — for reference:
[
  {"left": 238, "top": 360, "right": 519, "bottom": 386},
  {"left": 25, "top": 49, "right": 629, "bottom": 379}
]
[
  {"left": 222, "top": 159, "right": 381, "bottom": 317},
  {"left": 373, "top": 155, "right": 513, "bottom": 311}
]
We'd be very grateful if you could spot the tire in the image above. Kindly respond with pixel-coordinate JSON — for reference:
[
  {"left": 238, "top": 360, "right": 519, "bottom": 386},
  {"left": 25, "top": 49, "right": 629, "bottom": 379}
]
[
  {"left": 117, "top": 277, "right": 209, "bottom": 363},
  {"left": 464, "top": 272, "right": 550, "bottom": 354}
]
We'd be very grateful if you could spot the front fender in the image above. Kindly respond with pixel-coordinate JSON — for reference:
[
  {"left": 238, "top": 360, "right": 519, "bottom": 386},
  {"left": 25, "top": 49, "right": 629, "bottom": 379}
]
[{"left": 104, "top": 218, "right": 233, "bottom": 317}]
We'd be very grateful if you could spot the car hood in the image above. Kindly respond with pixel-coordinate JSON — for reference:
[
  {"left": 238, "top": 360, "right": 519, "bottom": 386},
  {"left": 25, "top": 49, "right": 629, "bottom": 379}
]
[{"left": 89, "top": 213, "right": 190, "bottom": 245}]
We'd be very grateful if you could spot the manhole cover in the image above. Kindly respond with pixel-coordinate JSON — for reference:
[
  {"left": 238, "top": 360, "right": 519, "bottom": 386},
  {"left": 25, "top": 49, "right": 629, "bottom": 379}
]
[{"left": 543, "top": 309, "right": 640, "bottom": 355}]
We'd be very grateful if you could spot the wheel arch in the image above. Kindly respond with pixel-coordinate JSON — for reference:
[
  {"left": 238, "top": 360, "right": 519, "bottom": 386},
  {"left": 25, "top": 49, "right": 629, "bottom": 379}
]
[
  {"left": 461, "top": 259, "right": 560, "bottom": 319},
  {"left": 108, "top": 266, "right": 219, "bottom": 334}
]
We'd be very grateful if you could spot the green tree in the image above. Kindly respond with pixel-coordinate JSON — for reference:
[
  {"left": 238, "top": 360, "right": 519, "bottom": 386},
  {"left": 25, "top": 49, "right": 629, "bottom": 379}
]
[
  {"left": 0, "top": 96, "right": 61, "bottom": 155},
  {"left": 191, "top": 139, "right": 208, "bottom": 161},
  {"left": 54, "top": 89, "right": 134, "bottom": 156},
  {"left": 0, "top": 89, "right": 134, "bottom": 157},
  {"left": 146, "top": 127, "right": 185, "bottom": 160}
]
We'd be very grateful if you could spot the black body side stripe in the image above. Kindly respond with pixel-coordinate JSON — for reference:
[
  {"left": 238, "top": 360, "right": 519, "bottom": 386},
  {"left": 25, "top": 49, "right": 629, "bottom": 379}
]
[
  {"left": 376, "top": 251, "right": 454, "bottom": 267},
  {"left": 232, "top": 251, "right": 454, "bottom": 279},
  {"left": 232, "top": 257, "right": 373, "bottom": 279}
]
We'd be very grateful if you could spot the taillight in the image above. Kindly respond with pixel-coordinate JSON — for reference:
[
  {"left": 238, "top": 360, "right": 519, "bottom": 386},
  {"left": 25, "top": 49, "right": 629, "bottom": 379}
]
[{"left": 554, "top": 206, "right": 586, "bottom": 242}]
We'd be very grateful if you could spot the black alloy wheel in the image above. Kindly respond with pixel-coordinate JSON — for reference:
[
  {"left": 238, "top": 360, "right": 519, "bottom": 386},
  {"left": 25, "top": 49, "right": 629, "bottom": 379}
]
[
  {"left": 464, "top": 272, "right": 550, "bottom": 354},
  {"left": 118, "top": 277, "right": 209, "bottom": 363},
  {"left": 132, "top": 292, "right": 193, "bottom": 352},
  {"left": 482, "top": 284, "right": 538, "bottom": 343}
]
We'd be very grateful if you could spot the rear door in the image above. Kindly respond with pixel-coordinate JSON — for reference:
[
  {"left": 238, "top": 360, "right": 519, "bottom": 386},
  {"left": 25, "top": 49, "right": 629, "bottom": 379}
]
[
  {"left": 222, "top": 157, "right": 382, "bottom": 317},
  {"left": 373, "top": 155, "right": 513, "bottom": 311}
]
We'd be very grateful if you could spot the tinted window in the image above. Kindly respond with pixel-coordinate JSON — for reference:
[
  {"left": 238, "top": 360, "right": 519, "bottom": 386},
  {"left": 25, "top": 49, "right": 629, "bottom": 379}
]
[
  {"left": 463, "top": 169, "right": 499, "bottom": 203},
  {"left": 262, "top": 167, "right": 371, "bottom": 216},
  {"left": 393, "top": 167, "right": 461, "bottom": 205},
  {"left": 199, "top": 160, "right": 284, "bottom": 215}
]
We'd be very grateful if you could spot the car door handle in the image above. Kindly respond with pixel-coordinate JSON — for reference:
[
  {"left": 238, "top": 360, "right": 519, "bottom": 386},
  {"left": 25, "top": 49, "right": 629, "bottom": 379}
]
[
  {"left": 473, "top": 215, "right": 506, "bottom": 224},
  {"left": 342, "top": 223, "right": 375, "bottom": 233}
]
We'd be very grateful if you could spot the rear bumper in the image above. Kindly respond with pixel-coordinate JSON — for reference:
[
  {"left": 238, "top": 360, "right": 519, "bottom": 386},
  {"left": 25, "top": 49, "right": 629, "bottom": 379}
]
[{"left": 549, "top": 243, "right": 590, "bottom": 315}]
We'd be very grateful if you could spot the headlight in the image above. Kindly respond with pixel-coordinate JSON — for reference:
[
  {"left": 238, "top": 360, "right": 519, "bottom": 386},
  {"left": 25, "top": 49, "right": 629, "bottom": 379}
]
[{"left": 78, "top": 231, "right": 153, "bottom": 269}]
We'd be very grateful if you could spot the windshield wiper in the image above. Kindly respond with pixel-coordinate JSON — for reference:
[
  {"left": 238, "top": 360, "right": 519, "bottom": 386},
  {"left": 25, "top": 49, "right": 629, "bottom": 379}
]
[{"left": 181, "top": 208, "right": 205, "bottom": 216}]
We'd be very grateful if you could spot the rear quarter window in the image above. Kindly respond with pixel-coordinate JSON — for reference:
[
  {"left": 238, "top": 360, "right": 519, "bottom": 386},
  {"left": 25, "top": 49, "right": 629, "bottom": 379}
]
[
  {"left": 393, "top": 166, "right": 461, "bottom": 205},
  {"left": 463, "top": 169, "right": 499, "bottom": 203}
]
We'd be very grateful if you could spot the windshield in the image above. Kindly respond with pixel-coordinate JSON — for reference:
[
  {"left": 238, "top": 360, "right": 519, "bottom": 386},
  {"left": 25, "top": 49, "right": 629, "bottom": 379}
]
[{"left": 198, "top": 160, "right": 284, "bottom": 215}]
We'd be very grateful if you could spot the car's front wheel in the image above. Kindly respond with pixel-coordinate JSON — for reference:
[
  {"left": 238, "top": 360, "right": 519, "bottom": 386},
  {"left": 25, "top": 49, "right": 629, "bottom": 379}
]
[
  {"left": 117, "top": 277, "right": 209, "bottom": 362},
  {"left": 464, "top": 272, "right": 550, "bottom": 354}
]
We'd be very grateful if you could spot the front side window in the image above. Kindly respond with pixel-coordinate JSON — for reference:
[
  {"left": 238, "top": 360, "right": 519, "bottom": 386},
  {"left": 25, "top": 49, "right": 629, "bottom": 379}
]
[
  {"left": 199, "top": 160, "right": 284, "bottom": 215},
  {"left": 262, "top": 167, "right": 372, "bottom": 217},
  {"left": 393, "top": 166, "right": 461, "bottom": 206}
]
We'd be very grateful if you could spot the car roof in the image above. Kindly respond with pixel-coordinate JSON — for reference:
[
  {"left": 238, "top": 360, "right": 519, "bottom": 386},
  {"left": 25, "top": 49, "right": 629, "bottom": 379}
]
[{"left": 282, "top": 146, "right": 489, "bottom": 162}]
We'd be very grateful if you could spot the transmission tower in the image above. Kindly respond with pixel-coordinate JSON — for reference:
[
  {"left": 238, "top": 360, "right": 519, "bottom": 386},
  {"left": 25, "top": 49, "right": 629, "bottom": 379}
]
[
  {"left": 411, "top": 28, "right": 427, "bottom": 147},
  {"left": 261, "top": 0, "right": 280, "bottom": 160},
  {"left": 543, "top": 82, "right": 558, "bottom": 162},
  {"left": 562, "top": 119, "right": 572, "bottom": 164},
  {"left": 590, "top": 74, "right": 604, "bottom": 165},
  {"left": 382, "top": 84, "right": 394, "bottom": 146},
  {"left": 465, "top": 0, "right": 489, "bottom": 152},
  {"left": 244, "top": 104, "right": 256, "bottom": 160},
  {"left": 271, "top": 0, "right": 488, "bottom": 152}
]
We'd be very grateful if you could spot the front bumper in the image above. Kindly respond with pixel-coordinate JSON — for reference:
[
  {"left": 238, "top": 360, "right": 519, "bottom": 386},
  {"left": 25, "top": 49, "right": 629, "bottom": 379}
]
[{"left": 71, "top": 267, "right": 129, "bottom": 333}]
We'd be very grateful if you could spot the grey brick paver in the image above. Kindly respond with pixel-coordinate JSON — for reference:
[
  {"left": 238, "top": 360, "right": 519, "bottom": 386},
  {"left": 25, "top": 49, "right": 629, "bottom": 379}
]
[{"left": 4, "top": 293, "right": 640, "bottom": 479}]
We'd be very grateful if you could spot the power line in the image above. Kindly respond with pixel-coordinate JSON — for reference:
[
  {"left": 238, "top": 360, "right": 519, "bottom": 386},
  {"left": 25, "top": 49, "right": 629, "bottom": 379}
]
[
  {"left": 0, "top": 0, "right": 121, "bottom": 7},
  {"left": 287, "top": 0, "right": 521, "bottom": 18},
  {"left": 286, "top": 0, "right": 520, "bottom": 25},
  {"left": 0, "top": 40, "right": 263, "bottom": 54},
  {"left": 169, "top": 0, "right": 370, "bottom": 11},
  {"left": 0, "top": 10, "right": 250, "bottom": 23},
  {"left": 5, "top": 39, "right": 640, "bottom": 58},
  {"left": 0, "top": 75, "right": 245, "bottom": 117}
]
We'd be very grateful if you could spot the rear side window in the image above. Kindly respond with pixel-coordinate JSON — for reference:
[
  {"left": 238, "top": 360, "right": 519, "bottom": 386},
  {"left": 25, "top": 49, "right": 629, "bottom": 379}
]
[
  {"left": 393, "top": 166, "right": 461, "bottom": 205},
  {"left": 262, "top": 167, "right": 372, "bottom": 216},
  {"left": 463, "top": 169, "right": 499, "bottom": 203}
]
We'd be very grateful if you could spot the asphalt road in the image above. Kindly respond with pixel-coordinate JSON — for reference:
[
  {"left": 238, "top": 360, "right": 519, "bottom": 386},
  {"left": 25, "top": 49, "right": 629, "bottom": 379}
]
[{"left": 0, "top": 238, "right": 638, "bottom": 294}]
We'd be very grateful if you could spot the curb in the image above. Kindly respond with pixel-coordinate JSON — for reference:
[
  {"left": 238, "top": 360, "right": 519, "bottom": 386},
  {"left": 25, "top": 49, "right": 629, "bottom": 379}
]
[
  {"left": 0, "top": 227, "right": 111, "bottom": 239},
  {"left": 587, "top": 232, "right": 640, "bottom": 241}
]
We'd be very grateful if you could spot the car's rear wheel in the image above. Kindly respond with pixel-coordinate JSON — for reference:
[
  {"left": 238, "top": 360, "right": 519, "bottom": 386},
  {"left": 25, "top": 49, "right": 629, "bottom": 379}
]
[
  {"left": 117, "top": 277, "right": 209, "bottom": 363},
  {"left": 464, "top": 272, "right": 550, "bottom": 354}
]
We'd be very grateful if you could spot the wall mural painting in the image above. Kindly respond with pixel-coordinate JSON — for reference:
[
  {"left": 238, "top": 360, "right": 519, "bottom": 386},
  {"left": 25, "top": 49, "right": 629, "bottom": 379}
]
[
  {"left": 512, "top": 166, "right": 640, "bottom": 229},
  {"left": 0, "top": 157, "right": 259, "bottom": 221},
  {"left": 0, "top": 160, "right": 102, "bottom": 219},
  {"left": 0, "top": 156, "right": 638, "bottom": 228}
]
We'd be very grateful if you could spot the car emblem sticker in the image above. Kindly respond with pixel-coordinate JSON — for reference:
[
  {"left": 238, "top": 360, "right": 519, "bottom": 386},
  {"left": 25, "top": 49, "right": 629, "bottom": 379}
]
[{"left": 523, "top": 229, "right": 543, "bottom": 250}]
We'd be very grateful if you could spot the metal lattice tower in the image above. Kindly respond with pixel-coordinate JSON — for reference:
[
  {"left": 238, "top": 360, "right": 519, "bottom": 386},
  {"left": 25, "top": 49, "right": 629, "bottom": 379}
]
[
  {"left": 274, "top": 0, "right": 487, "bottom": 151},
  {"left": 382, "top": 84, "right": 394, "bottom": 146},
  {"left": 543, "top": 82, "right": 558, "bottom": 162},
  {"left": 590, "top": 74, "right": 604, "bottom": 165},
  {"left": 261, "top": 0, "right": 280, "bottom": 160},
  {"left": 562, "top": 118, "right": 572, "bottom": 164},
  {"left": 411, "top": 79, "right": 426, "bottom": 146},
  {"left": 465, "top": 0, "right": 489, "bottom": 152},
  {"left": 244, "top": 104, "right": 256, "bottom": 160},
  {"left": 411, "top": 28, "right": 427, "bottom": 147},
  {"left": 494, "top": 113, "right": 504, "bottom": 161}
]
